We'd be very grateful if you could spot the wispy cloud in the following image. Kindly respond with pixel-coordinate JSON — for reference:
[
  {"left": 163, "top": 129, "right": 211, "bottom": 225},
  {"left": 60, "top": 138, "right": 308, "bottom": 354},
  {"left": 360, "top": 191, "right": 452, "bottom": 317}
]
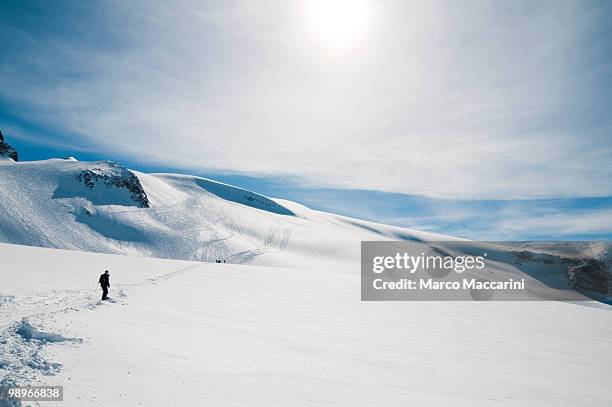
[
  {"left": 492, "top": 209, "right": 612, "bottom": 239},
  {"left": 389, "top": 198, "right": 612, "bottom": 240},
  {"left": 0, "top": 0, "right": 611, "bottom": 199}
]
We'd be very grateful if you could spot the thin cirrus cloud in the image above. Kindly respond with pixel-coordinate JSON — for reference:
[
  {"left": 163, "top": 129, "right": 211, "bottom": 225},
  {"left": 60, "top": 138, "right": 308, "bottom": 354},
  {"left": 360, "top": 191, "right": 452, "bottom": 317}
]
[
  {"left": 392, "top": 202, "right": 612, "bottom": 240},
  {"left": 0, "top": 0, "right": 611, "bottom": 200}
]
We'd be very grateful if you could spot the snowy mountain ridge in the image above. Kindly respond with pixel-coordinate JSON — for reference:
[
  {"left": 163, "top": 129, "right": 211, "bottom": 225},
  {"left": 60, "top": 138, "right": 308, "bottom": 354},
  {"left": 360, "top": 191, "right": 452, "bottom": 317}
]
[
  {"left": 0, "top": 156, "right": 445, "bottom": 270},
  {"left": 0, "top": 152, "right": 610, "bottom": 302}
]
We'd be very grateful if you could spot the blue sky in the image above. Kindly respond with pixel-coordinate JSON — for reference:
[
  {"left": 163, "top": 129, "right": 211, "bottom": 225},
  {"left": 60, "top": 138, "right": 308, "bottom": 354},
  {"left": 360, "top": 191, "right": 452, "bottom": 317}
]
[{"left": 1, "top": 0, "right": 612, "bottom": 240}]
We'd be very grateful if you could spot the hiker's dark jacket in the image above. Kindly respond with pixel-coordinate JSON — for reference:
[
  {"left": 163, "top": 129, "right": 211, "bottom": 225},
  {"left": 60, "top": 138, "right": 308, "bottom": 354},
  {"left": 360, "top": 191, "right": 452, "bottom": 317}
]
[{"left": 99, "top": 274, "right": 110, "bottom": 288}]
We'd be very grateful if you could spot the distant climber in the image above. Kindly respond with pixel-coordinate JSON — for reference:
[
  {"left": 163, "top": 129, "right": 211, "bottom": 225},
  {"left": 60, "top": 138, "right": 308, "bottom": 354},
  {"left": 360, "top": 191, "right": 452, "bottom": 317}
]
[{"left": 99, "top": 270, "right": 110, "bottom": 300}]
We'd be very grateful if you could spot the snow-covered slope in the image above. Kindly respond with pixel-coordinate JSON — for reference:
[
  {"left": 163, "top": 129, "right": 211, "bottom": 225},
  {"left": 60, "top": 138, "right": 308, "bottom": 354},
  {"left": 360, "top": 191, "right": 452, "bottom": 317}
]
[
  {"left": 0, "top": 244, "right": 611, "bottom": 407},
  {"left": 0, "top": 158, "right": 448, "bottom": 271},
  {"left": 1, "top": 159, "right": 611, "bottom": 405},
  {"left": 0, "top": 158, "right": 610, "bottom": 302}
]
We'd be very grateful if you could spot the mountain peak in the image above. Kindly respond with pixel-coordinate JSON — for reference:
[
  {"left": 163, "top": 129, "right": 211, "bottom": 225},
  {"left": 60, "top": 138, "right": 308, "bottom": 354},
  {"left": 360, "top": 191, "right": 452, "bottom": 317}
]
[{"left": 0, "top": 130, "right": 19, "bottom": 161}]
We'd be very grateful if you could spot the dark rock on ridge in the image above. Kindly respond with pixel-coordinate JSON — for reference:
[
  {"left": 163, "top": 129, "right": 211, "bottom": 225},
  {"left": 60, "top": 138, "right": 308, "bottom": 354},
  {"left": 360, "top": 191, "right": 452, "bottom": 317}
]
[
  {"left": 0, "top": 130, "right": 18, "bottom": 161},
  {"left": 76, "top": 162, "right": 150, "bottom": 208}
]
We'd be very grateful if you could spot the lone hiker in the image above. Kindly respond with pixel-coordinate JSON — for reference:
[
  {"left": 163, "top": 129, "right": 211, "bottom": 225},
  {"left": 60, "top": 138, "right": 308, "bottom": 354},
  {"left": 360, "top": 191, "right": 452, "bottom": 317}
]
[{"left": 99, "top": 270, "right": 110, "bottom": 300}]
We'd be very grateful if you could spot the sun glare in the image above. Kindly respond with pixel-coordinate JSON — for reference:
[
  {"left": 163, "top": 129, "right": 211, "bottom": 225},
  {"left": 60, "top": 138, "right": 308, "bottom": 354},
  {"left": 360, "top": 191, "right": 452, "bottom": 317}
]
[{"left": 304, "top": 0, "right": 373, "bottom": 51}]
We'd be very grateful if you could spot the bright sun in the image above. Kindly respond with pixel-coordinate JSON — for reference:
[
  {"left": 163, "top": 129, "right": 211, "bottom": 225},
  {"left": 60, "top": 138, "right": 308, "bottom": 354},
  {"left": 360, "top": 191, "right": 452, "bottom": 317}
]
[{"left": 304, "top": 0, "right": 373, "bottom": 51}]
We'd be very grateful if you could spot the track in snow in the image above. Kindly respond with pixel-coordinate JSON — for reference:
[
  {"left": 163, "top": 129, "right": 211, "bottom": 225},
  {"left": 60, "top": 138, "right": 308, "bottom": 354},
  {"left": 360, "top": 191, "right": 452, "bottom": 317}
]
[{"left": 0, "top": 262, "right": 205, "bottom": 398}]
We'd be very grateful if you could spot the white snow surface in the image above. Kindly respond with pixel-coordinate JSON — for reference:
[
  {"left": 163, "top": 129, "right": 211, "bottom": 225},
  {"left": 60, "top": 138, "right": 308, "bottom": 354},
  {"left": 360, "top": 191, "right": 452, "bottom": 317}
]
[
  {"left": 0, "top": 159, "right": 449, "bottom": 271},
  {"left": 0, "top": 159, "right": 611, "bottom": 405},
  {"left": 0, "top": 243, "right": 610, "bottom": 406}
]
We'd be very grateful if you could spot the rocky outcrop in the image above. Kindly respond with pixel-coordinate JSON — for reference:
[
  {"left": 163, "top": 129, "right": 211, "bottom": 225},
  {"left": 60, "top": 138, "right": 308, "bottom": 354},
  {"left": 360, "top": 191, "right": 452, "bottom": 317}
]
[
  {"left": 0, "top": 130, "right": 18, "bottom": 161},
  {"left": 511, "top": 247, "right": 611, "bottom": 300},
  {"left": 563, "top": 257, "right": 609, "bottom": 296},
  {"left": 76, "top": 162, "right": 150, "bottom": 208}
]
